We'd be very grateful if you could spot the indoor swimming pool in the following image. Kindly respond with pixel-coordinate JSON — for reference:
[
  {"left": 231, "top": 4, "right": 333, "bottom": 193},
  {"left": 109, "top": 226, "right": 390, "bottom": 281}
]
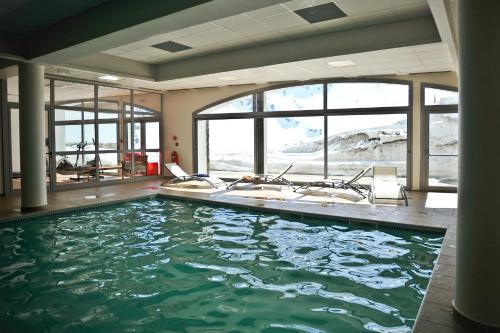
[{"left": 0, "top": 198, "right": 443, "bottom": 332}]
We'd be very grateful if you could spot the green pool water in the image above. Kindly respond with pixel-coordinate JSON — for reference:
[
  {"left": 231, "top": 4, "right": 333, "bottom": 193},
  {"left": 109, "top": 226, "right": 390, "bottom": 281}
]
[{"left": 0, "top": 198, "right": 443, "bottom": 333}]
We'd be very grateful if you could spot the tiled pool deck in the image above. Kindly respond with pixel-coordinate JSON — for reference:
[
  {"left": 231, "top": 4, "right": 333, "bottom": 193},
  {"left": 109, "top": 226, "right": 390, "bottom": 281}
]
[{"left": 0, "top": 180, "right": 473, "bottom": 332}]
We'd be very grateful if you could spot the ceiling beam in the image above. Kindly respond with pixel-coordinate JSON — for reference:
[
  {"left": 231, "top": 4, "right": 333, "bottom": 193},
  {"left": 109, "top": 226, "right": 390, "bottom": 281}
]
[
  {"left": 155, "top": 16, "right": 441, "bottom": 81},
  {"left": 428, "top": 0, "right": 459, "bottom": 71},
  {"left": 65, "top": 54, "right": 155, "bottom": 81},
  {"left": 30, "top": 0, "right": 285, "bottom": 64}
]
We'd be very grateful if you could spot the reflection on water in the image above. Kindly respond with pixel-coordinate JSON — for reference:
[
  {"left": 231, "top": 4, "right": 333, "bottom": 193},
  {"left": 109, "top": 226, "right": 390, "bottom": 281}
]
[{"left": 0, "top": 199, "right": 442, "bottom": 332}]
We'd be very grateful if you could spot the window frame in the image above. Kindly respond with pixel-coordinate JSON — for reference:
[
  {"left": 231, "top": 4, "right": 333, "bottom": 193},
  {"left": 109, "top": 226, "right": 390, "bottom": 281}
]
[
  {"left": 420, "top": 83, "right": 459, "bottom": 192},
  {"left": 193, "top": 78, "right": 413, "bottom": 187}
]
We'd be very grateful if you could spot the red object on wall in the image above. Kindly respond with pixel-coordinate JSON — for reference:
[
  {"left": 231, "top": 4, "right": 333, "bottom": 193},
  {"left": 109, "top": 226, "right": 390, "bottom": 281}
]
[
  {"left": 146, "top": 162, "right": 158, "bottom": 176},
  {"left": 171, "top": 150, "right": 179, "bottom": 164}
]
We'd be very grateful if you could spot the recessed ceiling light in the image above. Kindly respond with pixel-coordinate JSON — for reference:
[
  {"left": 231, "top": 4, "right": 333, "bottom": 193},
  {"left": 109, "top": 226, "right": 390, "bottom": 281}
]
[
  {"left": 327, "top": 60, "right": 356, "bottom": 68},
  {"left": 218, "top": 76, "right": 239, "bottom": 81},
  {"left": 98, "top": 75, "right": 120, "bottom": 81}
]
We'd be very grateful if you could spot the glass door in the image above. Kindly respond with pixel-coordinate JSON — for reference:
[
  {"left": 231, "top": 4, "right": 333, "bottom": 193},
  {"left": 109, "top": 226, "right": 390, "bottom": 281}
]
[{"left": 422, "top": 85, "right": 459, "bottom": 191}]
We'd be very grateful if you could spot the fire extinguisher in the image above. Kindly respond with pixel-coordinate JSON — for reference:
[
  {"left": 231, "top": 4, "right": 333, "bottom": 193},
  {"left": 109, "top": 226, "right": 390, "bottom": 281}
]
[
  {"left": 171, "top": 135, "right": 179, "bottom": 164},
  {"left": 171, "top": 150, "right": 179, "bottom": 164}
]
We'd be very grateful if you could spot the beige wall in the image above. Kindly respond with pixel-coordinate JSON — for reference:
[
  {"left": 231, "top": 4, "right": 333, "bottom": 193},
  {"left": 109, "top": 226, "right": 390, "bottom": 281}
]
[{"left": 162, "top": 72, "right": 458, "bottom": 189}]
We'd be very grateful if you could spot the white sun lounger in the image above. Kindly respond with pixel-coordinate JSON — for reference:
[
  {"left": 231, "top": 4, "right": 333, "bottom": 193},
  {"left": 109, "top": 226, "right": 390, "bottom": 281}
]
[
  {"left": 369, "top": 166, "right": 408, "bottom": 206},
  {"left": 226, "top": 164, "right": 295, "bottom": 190},
  {"left": 161, "top": 163, "right": 225, "bottom": 188},
  {"left": 294, "top": 166, "right": 372, "bottom": 198}
]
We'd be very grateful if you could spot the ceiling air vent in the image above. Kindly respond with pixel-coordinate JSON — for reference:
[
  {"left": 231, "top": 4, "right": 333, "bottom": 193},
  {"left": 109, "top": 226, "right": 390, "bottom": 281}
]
[
  {"left": 152, "top": 41, "right": 192, "bottom": 53},
  {"left": 294, "top": 3, "right": 346, "bottom": 24}
]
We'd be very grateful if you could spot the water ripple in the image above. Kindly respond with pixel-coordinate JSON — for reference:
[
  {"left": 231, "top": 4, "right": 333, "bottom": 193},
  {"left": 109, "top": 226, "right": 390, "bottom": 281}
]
[{"left": 0, "top": 199, "right": 442, "bottom": 333}]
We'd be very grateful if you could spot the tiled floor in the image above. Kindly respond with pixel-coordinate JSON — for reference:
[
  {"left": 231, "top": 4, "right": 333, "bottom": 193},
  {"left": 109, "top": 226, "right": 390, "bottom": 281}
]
[{"left": 0, "top": 179, "right": 474, "bottom": 332}]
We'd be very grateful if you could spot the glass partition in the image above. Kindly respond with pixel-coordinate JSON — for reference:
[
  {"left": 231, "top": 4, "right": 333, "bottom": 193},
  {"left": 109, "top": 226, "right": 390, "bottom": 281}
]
[
  {"left": 54, "top": 81, "right": 95, "bottom": 107},
  {"left": 131, "top": 91, "right": 162, "bottom": 178},
  {"left": 51, "top": 80, "right": 162, "bottom": 186},
  {"left": 98, "top": 86, "right": 130, "bottom": 110},
  {"left": 4, "top": 77, "right": 162, "bottom": 192}
]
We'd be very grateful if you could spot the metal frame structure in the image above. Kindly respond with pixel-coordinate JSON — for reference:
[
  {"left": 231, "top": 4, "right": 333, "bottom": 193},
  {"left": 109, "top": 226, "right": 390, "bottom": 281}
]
[
  {"left": 420, "top": 83, "right": 459, "bottom": 192},
  {"left": 1, "top": 76, "right": 164, "bottom": 195},
  {"left": 192, "top": 78, "right": 413, "bottom": 187}
]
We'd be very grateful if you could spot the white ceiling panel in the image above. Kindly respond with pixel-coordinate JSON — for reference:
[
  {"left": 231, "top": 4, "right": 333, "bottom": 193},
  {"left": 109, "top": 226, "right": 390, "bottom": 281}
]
[
  {"left": 334, "top": 0, "right": 392, "bottom": 15},
  {"left": 56, "top": 42, "right": 455, "bottom": 92},
  {"left": 257, "top": 11, "right": 309, "bottom": 30},
  {"left": 100, "top": 0, "right": 433, "bottom": 66},
  {"left": 214, "top": 15, "right": 269, "bottom": 35},
  {"left": 245, "top": 4, "right": 290, "bottom": 20}
]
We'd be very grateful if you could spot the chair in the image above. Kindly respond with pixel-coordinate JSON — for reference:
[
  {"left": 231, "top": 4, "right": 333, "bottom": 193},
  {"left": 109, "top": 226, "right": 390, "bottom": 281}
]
[
  {"left": 122, "top": 153, "right": 148, "bottom": 178},
  {"left": 369, "top": 166, "right": 408, "bottom": 206},
  {"left": 294, "top": 166, "right": 372, "bottom": 198},
  {"left": 161, "top": 163, "right": 225, "bottom": 188},
  {"left": 226, "top": 164, "right": 295, "bottom": 190}
]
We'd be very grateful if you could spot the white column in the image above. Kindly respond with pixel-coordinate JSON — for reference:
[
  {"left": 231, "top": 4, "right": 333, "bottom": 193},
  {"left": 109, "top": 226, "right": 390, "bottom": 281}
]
[
  {"left": 19, "top": 63, "right": 47, "bottom": 210},
  {"left": 454, "top": 0, "right": 500, "bottom": 329}
]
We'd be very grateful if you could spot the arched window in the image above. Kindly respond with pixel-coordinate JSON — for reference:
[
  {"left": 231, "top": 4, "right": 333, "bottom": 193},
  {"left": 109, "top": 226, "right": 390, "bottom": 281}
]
[{"left": 194, "top": 80, "right": 411, "bottom": 186}]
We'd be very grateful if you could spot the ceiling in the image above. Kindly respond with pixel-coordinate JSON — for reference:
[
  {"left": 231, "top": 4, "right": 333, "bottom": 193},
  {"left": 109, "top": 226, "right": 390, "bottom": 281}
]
[
  {"left": 0, "top": 0, "right": 459, "bottom": 92},
  {"left": 43, "top": 42, "right": 453, "bottom": 91},
  {"left": 103, "top": 0, "right": 431, "bottom": 65}
]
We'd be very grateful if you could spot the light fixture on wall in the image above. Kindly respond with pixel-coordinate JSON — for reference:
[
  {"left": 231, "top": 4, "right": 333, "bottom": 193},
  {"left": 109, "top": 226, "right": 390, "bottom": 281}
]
[
  {"left": 98, "top": 74, "right": 121, "bottom": 81},
  {"left": 327, "top": 60, "right": 356, "bottom": 67}
]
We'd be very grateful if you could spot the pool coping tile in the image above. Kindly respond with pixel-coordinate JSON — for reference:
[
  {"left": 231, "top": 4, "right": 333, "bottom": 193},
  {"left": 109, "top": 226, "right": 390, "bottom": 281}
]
[{"left": 0, "top": 179, "right": 466, "bottom": 332}]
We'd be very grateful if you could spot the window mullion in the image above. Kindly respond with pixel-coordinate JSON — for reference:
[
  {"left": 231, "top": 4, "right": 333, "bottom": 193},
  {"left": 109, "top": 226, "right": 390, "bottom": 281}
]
[{"left": 255, "top": 92, "right": 264, "bottom": 174}]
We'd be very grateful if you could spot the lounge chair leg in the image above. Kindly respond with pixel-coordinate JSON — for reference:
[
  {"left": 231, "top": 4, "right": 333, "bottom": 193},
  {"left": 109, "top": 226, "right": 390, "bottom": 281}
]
[{"left": 400, "top": 187, "right": 409, "bottom": 206}]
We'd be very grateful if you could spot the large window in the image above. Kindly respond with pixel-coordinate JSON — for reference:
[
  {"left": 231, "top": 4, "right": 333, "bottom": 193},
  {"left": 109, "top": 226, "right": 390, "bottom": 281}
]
[
  {"left": 327, "top": 82, "right": 409, "bottom": 109},
  {"left": 5, "top": 77, "right": 162, "bottom": 193},
  {"left": 195, "top": 81, "right": 411, "bottom": 184},
  {"left": 423, "top": 85, "right": 458, "bottom": 190},
  {"left": 51, "top": 80, "right": 162, "bottom": 187},
  {"left": 265, "top": 116, "right": 324, "bottom": 182},
  {"left": 197, "top": 118, "right": 254, "bottom": 178},
  {"left": 265, "top": 84, "right": 323, "bottom": 111},
  {"left": 327, "top": 114, "right": 407, "bottom": 185}
]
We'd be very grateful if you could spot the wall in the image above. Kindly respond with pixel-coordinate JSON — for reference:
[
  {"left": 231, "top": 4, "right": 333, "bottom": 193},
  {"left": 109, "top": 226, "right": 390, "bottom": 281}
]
[{"left": 162, "top": 72, "right": 458, "bottom": 189}]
